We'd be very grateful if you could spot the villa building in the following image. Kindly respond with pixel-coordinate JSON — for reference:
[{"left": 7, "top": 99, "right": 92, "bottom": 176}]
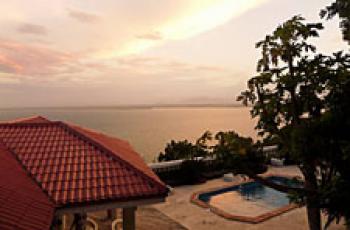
[{"left": 0, "top": 116, "right": 168, "bottom": 230}]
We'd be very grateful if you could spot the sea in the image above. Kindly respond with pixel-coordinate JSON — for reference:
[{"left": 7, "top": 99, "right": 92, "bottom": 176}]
[{"left": 0, "top": 106, "right": 257, "bottom": 162}]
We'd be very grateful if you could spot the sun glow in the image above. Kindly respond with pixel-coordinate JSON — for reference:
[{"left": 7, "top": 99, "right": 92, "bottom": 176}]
[
  {"left": 114, "top": 0, "right": 268, "bottom": 57},
  {"left": 162, "top": 0, "right": 267, "bottom": 40}
]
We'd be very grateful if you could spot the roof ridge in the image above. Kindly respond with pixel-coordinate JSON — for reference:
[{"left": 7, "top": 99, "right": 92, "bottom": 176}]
[
  {"left": 0, "top": 121, "right": 60, "bottom": 127},
  {"left": 58, "top": 122, "right": 167, "bottom": 193},
  {"left": 1, "top": 115, "right": 52, "bottom": 124},
  {"left": 0, "top": 139, "right": 56, "bottom": 206}
]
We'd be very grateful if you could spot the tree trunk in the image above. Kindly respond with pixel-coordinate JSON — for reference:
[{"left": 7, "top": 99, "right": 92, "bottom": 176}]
[
  {"left": 304, "top": 167, "right": 321, "bottom": 230},
  {"left": 306, "top": 198, "right": 321, "bottom": 230}
]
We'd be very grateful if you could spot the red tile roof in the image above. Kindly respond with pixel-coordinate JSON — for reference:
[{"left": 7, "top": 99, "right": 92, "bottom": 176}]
[
  {"left": 67, "top": 123, "right": 164, "bottom": 185},
  {"left": 0, "top": 117, "right": 167, "bottom": 229},
  {"left": 0, "top": 144, "right": 54, "bottom": 230}
]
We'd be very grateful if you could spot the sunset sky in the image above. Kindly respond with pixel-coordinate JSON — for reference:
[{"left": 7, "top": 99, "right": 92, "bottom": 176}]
[{"left": 0, "top": 0, "right": 348, "bottom": 107}]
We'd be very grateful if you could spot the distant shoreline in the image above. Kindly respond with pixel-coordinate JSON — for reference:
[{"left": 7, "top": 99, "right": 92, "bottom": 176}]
[{"left": 0, "top": 104, "right": 251, "bottom": 110}]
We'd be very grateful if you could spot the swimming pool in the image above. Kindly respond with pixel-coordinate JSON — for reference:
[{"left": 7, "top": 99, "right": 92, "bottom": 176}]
[{"left": 191, "top": 176, "right": 301, "bottom": 223}]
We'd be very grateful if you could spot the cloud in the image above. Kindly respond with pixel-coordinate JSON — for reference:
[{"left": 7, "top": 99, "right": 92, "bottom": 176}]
[
  {"left": 0, "top": 39, "right": 76, "bottom": 76},
  {"left": 0, "top": 39, "right": 119, "bottom": 83},
  {"left": 17, "top": 23, "right": 47, "bottom": 36},
  {"left": 136, "top": 31, "right": 163, "bottom": 40},
  {"left": 67, "top": 8, "right": 100, "bottom": 23},
  {"left": 0, "top": 36, "right": 233, "bottom": 89},
  {"left": 195, "top": 65, "right": 227, "bottom": 72},
  {"left": 116, "top": 56, "right": 222, "bottom": 70},
  {"left": 0, "top": 54, "right": 23, "bottom": 73},
  {"left": 1, "top": 0, "right": 270, "bottom": 58},
  {"left": 114, "top": 55, "right": 230, "bottom": 77},
  {"left": 93, "top": 0, "right": 270, "bottom": 57}
]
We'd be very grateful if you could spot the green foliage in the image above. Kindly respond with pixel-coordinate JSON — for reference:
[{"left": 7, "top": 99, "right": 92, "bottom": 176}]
[
  {"left": 157, "top": 140, "right": 197, "bottom": 162},
  {"left": 321, "top": 0, "right": 350, "bottom": 43},
  {"left": 213, "top": 131, "right": 267, "bottom": 174},
  {"left": 157, "top": 130, "right": 268, "bottom": 186},
  {"left": 195, "top": 130, "right": 213, "bottom": 155},
  {"left": 238, "top": 16, "right": 324, "bottom": 138},
  {"left": 317, "top": 77, "right": 350, "bottom": 228},
  {"left": 157, "top": 131, "right": 213, "bottom": 162}
]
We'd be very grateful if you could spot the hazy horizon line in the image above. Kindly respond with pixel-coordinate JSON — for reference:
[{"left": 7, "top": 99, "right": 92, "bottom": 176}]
[{"left": 0, "top": 103, "right": 249, "bottom": 110}]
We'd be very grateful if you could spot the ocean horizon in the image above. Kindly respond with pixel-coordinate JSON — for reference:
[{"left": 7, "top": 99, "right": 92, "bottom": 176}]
[{"left": 0, "top": 106, "right": 257, "bottom": 162}]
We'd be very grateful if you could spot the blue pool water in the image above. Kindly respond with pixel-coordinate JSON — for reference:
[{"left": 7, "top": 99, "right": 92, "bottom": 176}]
[{"left": 198, "top": 176, "right": 299, "bottom": 216}]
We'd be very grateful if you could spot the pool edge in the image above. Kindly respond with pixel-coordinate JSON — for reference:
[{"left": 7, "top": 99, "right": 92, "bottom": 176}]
[{"left": 190, "top": 174, "right": 302, "bottom": 224}]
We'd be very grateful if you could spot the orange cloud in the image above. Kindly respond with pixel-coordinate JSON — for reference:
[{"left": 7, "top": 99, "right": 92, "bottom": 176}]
[
  {"left": 0, "top": 54, "right": 23, "bottom": 73},
  {"left": 0, "top": 39, "right": 75, "bottom": 76}
]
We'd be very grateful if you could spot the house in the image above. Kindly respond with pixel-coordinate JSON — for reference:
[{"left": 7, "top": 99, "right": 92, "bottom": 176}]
[{"left": 0, "top": 116, "right": 168, "bottom": 230}]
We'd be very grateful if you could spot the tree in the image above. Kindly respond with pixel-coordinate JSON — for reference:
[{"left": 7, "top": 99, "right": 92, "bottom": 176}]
[
  {"left": 321, "top": 0, "right": 350, "bottom": 43},
  {"left": 157, "top": 133, "right": 213, "bottom": 185},
  {"left": 213, "top": 131, "right": 267, "bottom": 174},
  {"left": 157, "top": 131, "right": 212, "bottom": 162},
  {"left": 238, "top": 16, "right": 350, "bottom": 230},
  {"left": 157, "top": 140, "right": 196, "bottom": 162},
  {"left": 314, "top": 3, "right": 350, "bottom": 225},
  {"left": 316, "top": 62, "right": 350, "bottom": 228},
  {"left": 195, "top": 130, "right": 213, "bottom": 157}
]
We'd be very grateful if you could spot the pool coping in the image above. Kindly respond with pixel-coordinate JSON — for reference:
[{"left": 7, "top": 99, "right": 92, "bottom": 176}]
[{"left": 190, "top": 174, "right": 302, "bottom": 224}]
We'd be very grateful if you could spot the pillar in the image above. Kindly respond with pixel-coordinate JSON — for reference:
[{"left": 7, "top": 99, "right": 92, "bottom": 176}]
[
  {"left": 74, "top": 213, "right": 87, "bottom": 230},
  {"left": 51, "top": 214, "right": 66, "bottom": 230},
  {"left": 61, "top": 214, "right": 66, "bottom": 230},
  {"left": 122, "top": 207, "right": 137, "bottom": 230},
  {"left": 107, "top": 209, "right": 117, "bottom": 220}
]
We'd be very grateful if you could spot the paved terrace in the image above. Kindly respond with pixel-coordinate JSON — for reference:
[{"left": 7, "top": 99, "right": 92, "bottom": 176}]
[{"left": 154, "top": 166, "right": 347, "bottom": 230}]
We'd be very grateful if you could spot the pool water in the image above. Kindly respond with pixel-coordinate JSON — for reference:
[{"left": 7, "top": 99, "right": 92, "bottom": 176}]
[{"left": 198, "top": 176, "right": 298, "bottom": 217}]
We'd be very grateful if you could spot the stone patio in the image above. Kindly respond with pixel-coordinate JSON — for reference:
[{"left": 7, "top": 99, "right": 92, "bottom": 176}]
[{"left": 153, "top": 166, "right": 347, "bottom": 230}]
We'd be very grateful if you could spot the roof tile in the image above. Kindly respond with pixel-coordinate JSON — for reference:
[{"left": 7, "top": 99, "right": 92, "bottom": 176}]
[
  {"left": 0, "top": 117, "right": 167, "bottom": 229},
  {"left": 0, "top": 145, "right": 54, "bottom": 230}
]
